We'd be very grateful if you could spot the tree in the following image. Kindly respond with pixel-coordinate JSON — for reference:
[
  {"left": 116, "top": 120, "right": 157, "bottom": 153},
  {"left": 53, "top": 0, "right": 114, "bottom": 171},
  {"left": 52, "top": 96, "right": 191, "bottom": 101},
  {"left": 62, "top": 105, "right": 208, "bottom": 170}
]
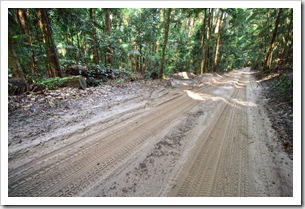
[
  {"left": 200, "top": 9, "right": 207, "bottom": 74},
  {"left": 281, "top": 8, "right": 293, "bottom": 65},
  {"left": 8, "top": 8, "right": 293, "bottom": 88},
  {"left": 16, "top": 9, "right": 37, "bottom": 73},
  {"left": 213, "top": 9, "right": 224, "bottom": 72},
  {"left": 36, "top": 9, "right": 62, "bottom": 77},
  {"left": 89, "top": 8, "right": 99, "bottom": 65},
  {"left": 264, "top": 8, "right": 282, "bottom": 69},
  {"left": 105, "top": 8, "right": 113, "bottom": 66},
  {"left": 160, "top": 8, "right": 172, "bottom": 78},
  {"left": 205, "top": 8, "right": 213, "bottom": 73}
]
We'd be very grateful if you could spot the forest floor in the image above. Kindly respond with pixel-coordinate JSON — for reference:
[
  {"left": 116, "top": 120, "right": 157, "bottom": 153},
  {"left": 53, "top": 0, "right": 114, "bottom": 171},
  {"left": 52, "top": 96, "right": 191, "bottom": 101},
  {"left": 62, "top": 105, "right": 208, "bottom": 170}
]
[{"left": 8, "top": 67, "right": 293, "bottom": 197}]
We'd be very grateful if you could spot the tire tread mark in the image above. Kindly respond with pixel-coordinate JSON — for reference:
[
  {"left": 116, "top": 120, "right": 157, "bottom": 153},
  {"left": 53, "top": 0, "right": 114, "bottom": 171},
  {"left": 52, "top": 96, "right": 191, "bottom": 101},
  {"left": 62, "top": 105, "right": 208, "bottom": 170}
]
[
  {"left": 9, "top": 92, "right": 198, "bottom": 197},
  {"left": 174, "top": 73, "right": 251, "bottom": 197}
]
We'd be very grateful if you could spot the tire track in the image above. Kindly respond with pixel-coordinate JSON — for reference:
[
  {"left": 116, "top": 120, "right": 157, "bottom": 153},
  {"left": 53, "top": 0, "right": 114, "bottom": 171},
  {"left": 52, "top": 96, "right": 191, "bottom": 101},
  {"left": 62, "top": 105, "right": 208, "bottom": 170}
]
[
  {"left": 8, "top": 106, "right": 145, "bottom": 180},
  {"left": 9, "top": 86, "right": 206, "bottom": 196},
  {"left": 169, "top": 72, "right": 251, "bottom": 197},
  {"left": 9, "top": 69, "right": 258, "bottom": 197}
]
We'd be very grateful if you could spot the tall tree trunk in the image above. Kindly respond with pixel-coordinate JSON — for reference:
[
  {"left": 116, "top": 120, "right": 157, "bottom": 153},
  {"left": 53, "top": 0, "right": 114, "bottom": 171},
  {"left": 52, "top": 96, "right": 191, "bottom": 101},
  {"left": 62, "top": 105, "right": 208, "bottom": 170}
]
[
  {"left": 213, "top": 10, "right": 224, "bottom": 72},
  {"left": 204, "top": 8, "right": 213, "bottom": 73},
  {"left": 36, "top": 9, "right": 46, "bottom": 43},
  {"left": 155, "top": 41, "right": 159, "bottom": 54},
  {"left": 200, "top": 9, "right": 207, "bottom": 74},
  {"left": 264, "top": 9, "right": 270, "bottom": 54},
  {"left": 264, "top": 8, "right": 282, "bottom": 69},
  {"left": 282, "top": 8, "right": 293, "bottom": 63},
  {"left": 139, "top": 45, "right": 143, "bottom": 71},
  {"left": 33, "top": 11, "right": 50, "bottom": 76},
  {"left": 76, "top": 32, "right": 82, "bottom": 60},
  {"left": 187, "top": 10, "right": 192, "bottom": 37},
  {"left": 36, "top": 9, "right": 53, "bottom": 77},
  {"left": 37, "top": 9, "right": 62, "bottom": 77},
  {"left": 69, "top": 32, "right": 77, "bottom": 60},
  {"left": 89, "top": 8, "right": 99, "bottom": 65},
  {"left": 42, "top": 9, "right": 62, "bottom": 77},
  {"left": 133, "top": 46, "right": 138, "bottom": 71},
  {"left": 105, "top": 8, "right": 112, "bottom": 66},
  {"left": 16, "top": 9, "right": 37, "bottom": 73},
  {"left": 159, "top": 8, "right": 172, "bottom": 78}
]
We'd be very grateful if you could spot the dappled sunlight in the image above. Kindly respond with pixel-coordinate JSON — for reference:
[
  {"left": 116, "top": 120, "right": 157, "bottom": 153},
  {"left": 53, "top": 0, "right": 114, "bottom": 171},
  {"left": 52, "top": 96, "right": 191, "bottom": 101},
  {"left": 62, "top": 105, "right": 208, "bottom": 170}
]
[
  {"left": 185, "top": 89, "right": 257, "bottom": 108},
  {"left": 184, "top": 90, "right": 228, "bottom": 102},
  {"left": 181, "top": 72, "right": 191, "bottom": 79},
  {"left": 231, "top": 98, "right": 257, "bottom": 107},
  {"left": 217, "top": 79, "right": 245, "bottom": 89},
  {"left": 256, "top": 72, "right": 280, "bottom": 83},
  {"left": 242, "top": 71, "right": 258, "bottom": 75},
  {"left": 185, "top": 90, "right": 206, "bottom": 101},
  {"left": 234, "top": 81, "right": 246, "bottom": 89},
  {"left": 212, "top": 79, "right": 232, "bottom": 86}
]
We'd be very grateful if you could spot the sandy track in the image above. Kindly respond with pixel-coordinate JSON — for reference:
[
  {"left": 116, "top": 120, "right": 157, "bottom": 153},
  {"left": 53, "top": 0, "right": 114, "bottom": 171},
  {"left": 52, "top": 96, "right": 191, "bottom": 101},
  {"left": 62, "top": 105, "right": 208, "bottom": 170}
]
[
  {"left": 169, "top": 71, "right": 251, "bottom": 196},
  {"left": 8, "top": 68, "right": 292, "bottom": 197}
]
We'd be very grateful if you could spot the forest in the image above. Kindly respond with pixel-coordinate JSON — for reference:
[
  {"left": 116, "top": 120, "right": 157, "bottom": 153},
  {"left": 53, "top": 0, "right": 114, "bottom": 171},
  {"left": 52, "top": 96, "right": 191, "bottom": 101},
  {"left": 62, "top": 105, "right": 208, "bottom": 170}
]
[
  {"left": 7, "top": 8, "right": 295, "bottom": 199},
  {"left": 8, "top": 8, "right": 292, "bottom": 93}
]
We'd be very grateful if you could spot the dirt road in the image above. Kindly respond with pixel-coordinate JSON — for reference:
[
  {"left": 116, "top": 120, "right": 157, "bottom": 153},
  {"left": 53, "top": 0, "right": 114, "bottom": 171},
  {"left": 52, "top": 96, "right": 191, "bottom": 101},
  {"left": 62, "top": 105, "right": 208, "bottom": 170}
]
[{"left": 8, "top": 68, "right": 292, "bottom": 197}]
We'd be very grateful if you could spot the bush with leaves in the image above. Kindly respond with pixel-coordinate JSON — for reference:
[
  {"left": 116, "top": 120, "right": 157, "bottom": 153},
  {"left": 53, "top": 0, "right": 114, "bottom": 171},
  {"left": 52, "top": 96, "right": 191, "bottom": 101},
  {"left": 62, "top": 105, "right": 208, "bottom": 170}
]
[
  {"left": 37, "top": 76, "right": 80, "bottom": 90},
  {"left": 276, "top": 73, "right": 293, "bottom": 105}
]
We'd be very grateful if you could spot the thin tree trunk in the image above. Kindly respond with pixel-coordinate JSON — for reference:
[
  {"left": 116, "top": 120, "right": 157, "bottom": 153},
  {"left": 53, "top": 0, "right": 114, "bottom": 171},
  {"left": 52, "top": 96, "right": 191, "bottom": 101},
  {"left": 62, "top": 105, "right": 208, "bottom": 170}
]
[
  {"left": 213, "top": 10, "right": 224, "bottom": 72},
  {"left": 89, "top": 8, "right": 99, "bottom": 65},
  {"left": 105, "top": 8, "right": 112, "bottom": 66},
  {"left": 155, "top": 42, "right": 159, "bottom": 54},
  {"left": 204, "top": 8, "right": 213, "bottom": 73},
  {"left": 174, "top": 42, "right": 179, "bottom": 69},
  {"left": 187, "top": 10, "right": 191, "bottom": 37},
  {"left": 77, "top": 32, "right": 82, "bottom": 60},
  {"left": 69, "top": 32, "right": 77, "bottom": 60},
  {"left": 133, "top": 46, "right": 138, "bottom": 71},
  {"left": 282, "top": 8, "right": 293, "bottom": 62},
  {"left": 200, "top": 9, "right": 207, "bottom": 74},
  {"left": 264, "top": 8, "right": 282, "bottom": 69},
  {"left": 159, "top": 8, "right": 172, "bottom": 78},
  {"left": 264, "top": 9, "right": 270, "bottom": 54},
  {"left": 139, "top": 45, "right": 143, "bottom": 71}
]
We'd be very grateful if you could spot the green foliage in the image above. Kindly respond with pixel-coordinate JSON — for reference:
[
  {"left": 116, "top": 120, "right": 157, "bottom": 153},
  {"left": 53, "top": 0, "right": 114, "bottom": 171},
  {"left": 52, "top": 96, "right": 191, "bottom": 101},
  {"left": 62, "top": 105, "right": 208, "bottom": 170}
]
[
  {"left": 9, "top": 7, "right": 293, "bottom": 85},
  {"left": 8, "top": 68, "right": 13, "bottom": 77},
  {"left": 120, "top": 69, "right": 137, "bottom": 81},
  {"left": 145, "top": 55, "right": 160, "bottom": 72},
  {"left": 273, "top": 73, "right": 293, "bottom": 105},
  {"left": 37, "top": 76, "right": 80, "bottom": 90},
  {"left": 117, "top": 78, "right": 126, "bottom": 83}
]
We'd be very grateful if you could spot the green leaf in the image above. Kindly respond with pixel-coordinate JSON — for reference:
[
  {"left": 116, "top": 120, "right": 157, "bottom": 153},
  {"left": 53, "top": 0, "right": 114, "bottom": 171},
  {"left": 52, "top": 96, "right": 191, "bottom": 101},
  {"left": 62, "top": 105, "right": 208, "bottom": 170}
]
[{"left": 121, "top": 43, "right": 129, "bottom": 49}]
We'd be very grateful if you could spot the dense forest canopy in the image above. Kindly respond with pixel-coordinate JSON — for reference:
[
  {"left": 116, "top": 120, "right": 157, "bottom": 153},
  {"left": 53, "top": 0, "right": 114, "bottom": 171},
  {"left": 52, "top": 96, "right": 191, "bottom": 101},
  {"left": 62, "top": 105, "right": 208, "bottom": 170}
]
[{"left": 8, "top": 8, "right": 293, "bottom": 91}]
